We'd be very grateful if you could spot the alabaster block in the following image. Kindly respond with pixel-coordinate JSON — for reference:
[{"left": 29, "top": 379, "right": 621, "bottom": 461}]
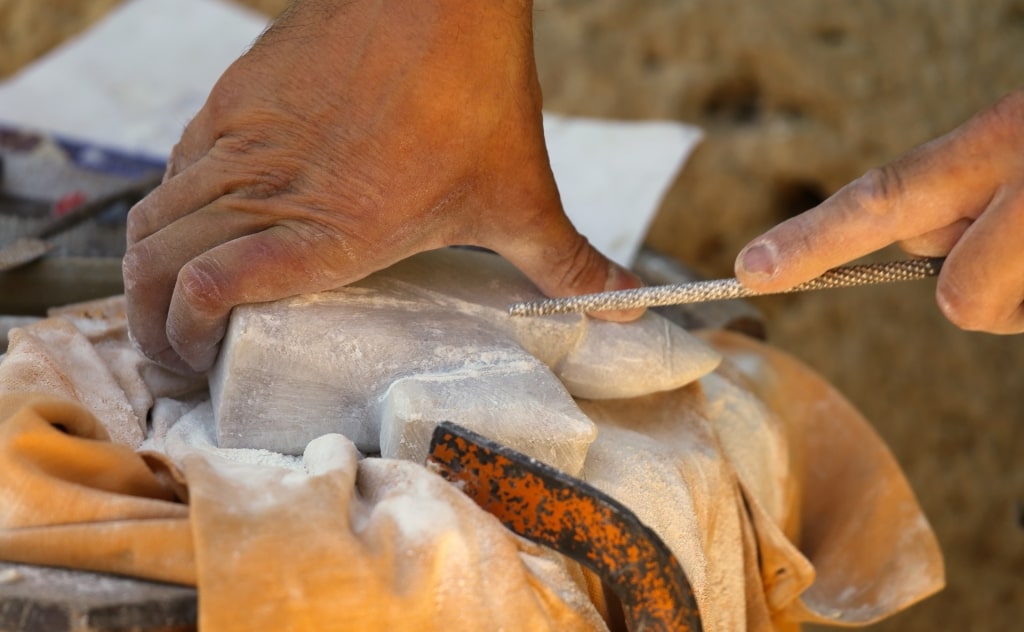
[
  {"left": 210, "top": 249, "right": 720, "bottom": 472},
  {"left": 380, "top": 369, "right": 595, "bottom": 475}
]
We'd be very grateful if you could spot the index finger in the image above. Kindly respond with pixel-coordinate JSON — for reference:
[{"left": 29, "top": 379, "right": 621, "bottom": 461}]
[{"left": 735, "top": 97, "right": 1017, "bottom": 291}]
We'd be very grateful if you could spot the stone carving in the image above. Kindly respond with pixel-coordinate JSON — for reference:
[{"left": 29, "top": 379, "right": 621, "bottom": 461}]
[{"left": 210, "top": 248, "right": 721, "bottom": 474}]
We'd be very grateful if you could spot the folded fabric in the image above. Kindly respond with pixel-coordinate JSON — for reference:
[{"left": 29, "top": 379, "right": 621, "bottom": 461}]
[{"left": 0, "top": 293, "right": 944, "bottom": 631}]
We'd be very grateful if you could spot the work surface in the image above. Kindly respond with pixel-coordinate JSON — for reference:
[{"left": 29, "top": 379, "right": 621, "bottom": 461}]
[{"left": 0, "top": 562, "right": 195, "bottom": 632}]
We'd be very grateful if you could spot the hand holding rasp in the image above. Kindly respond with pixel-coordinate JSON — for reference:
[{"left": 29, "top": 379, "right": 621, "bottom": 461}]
[{"left": 508, "top": 257, "right": 945, "bottom": 317}]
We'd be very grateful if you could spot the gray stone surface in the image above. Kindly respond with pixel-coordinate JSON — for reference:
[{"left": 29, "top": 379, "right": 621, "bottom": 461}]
[{"left": 0, "top": 562, "right": 196, "bottom": 632}]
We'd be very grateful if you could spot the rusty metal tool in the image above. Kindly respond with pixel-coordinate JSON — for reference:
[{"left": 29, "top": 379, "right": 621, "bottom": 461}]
[
  {"left": 509, "top": 257, "right": 945, "bottom": 317},
  {"left": 0, "top": 173, "right": 161, "bottom": 272},
  {"left": 427, "top": 422, "right": 702, "bottom": 632}
]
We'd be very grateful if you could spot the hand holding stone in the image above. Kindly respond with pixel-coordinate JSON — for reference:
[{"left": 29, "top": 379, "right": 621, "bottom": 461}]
[
  {"left": 736, "top": 90, "right": 1024, "bottom": 334},
  {"left": 124, "top": 0, "right": 641, "bottom": 374}
]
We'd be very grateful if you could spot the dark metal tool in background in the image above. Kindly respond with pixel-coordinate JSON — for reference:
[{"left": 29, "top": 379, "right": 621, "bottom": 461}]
[
  {"left": 427, "top": 422, "right": 702, "bottom": 632},
  {"left": 0, "top": 173, "right": 161, "bottom": 272},
  {"left": 509, "top": 257, "right": 945, "bottom": 317}
]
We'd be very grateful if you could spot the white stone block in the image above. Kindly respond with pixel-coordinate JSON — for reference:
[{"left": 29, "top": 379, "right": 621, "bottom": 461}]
[{"left": 210, "top": 249, "right": 720, "bottom": 472}]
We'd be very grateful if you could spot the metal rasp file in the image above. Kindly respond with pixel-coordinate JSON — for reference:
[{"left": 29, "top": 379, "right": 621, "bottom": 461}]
[{"left": 508, "top": 257, "right": 944, "bottom": 317}]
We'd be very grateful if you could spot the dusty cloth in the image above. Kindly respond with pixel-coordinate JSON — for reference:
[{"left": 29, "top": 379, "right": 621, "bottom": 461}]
[
  {"left": 698, "top": 331, "right": 945, "bottom": 626},
  {"left": 0, "top": 296, "right": 944, "bottom": 630}
]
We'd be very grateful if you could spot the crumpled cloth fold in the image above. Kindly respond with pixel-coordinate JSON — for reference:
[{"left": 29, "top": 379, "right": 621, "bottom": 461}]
[
  {"left": 702, "top": 330, "right": 945, "bottom": 626},
  {"left": 0, "top": 393, "right": 194, "bottom": 584},
  {"left": 0, "top": 296, "right": 944, "bottom": 630},
  {"left": 0, "top": 392, "right": 605, "bottom": 631}
]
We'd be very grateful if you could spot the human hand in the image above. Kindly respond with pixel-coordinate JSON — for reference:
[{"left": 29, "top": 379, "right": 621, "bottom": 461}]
[
  {"left": 124, "top": 0, "right": 641, "bottom": 374},
  {"left": 735, "top": 91, "right": 1024, "bottom": 334}
]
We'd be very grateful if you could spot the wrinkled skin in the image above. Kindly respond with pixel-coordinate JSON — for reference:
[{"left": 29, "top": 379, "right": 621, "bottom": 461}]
[
  {"left": 737, "top": 90, "right": 1024, "bottom": 334},
  {"left": 124, "top": 0, "right": 642, "bottom": 374}
]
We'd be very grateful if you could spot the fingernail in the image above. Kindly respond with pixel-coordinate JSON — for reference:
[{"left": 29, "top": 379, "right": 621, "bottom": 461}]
[
  {"left": 739, "top": 242, "right": 778, "bottom": 279},
  {"left": 604, "top": 262, "right": 643, "bottom": 292},
  {"left": 590, "top": 263, "right": 645, "bottom": 323}
]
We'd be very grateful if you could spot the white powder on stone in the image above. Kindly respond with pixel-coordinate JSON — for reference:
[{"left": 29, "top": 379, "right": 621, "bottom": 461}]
[
  {"left": 0, "top": 567, "right": 22, "bottom": 584},
  {"left": 156, "top": 399, "right": 304, "bottom": 471}
]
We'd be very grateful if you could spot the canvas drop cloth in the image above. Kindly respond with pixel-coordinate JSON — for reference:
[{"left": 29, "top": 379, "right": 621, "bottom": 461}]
[{"left": 0, "top": 294, "right": 943, "bottom": 631}]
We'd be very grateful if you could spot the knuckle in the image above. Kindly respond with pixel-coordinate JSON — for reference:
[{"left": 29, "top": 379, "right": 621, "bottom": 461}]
[
  {"left": 203, "top": 78, "right": 245, "bottom": 122},
  {"left": 978, "top": 90, "right": 1024, "bottom": 144},
  {"left": 125, "top": 200, "right": 152, "bottom": 244},
  {"left": 167, "top": 139, "right": 185, "bottom": 167},
  {"left": 121, "top": 248, "right": 168, "bottom": 357},
  {"left": 551, "top": 237, "right": 603, "bottom": 294},
  {"left": 935, "top": 277, "right": 992, "bottom": 332},
  {"left": 216, "top": 130, "right": 270, "bottom": 157},
  {"left": 781, "top": 215, "right": 819, "bottom": 260},
  {"left": 177, "top": 257, "right": 230, "bottom": 316},
  {"left": 121, "top": 242, "right": 156, "bottom": 292},
  {"left": 245, "top": 167, "right": 299, "bottom": 200},
  {"left": 166, "top": 140, "right": 192, "bottom": 179},
  {"left": 213, "top": 133, "right": 300, "bottom": 200},
  {"left": 846, "top": 166, "right": 904, "bottom": 218}
]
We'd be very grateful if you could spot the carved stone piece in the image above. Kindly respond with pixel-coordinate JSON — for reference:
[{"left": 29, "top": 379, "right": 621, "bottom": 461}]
[{"left": 210, "top": 249, "right": 721, "bottom": 473}]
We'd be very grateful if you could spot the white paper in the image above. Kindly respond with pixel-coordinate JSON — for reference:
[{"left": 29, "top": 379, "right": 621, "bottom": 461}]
[
  {"left": 0, "top": 0, "right": 701, "bottom": 266},
  {"left": 0, "top": 0, "right": 268, "bottom": 159},
  {"left": 544, "top": 115, "right": 701, "bottom": 265}
]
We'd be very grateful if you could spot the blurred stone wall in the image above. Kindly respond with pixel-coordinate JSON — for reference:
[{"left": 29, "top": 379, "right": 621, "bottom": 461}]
[
  {"left": 1, "top": 1, "right": 1021, "bottom": 630},
  {"left": 533, "top": 0, "right": 1024, "bottom": 275}
]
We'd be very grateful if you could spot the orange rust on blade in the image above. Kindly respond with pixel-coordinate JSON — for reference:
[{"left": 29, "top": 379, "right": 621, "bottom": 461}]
[{"left": 426, "top": 422, "right": 701, "bottom": 632}]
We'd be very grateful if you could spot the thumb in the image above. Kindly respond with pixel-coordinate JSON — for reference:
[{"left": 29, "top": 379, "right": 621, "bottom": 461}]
[{"left": 493, "top": 213, "right": 645, "bottom": 322}]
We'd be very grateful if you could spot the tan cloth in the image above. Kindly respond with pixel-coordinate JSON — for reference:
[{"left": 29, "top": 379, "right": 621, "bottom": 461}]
[
  {"left": 701, "top": 331, "right": 945, "bottom": 627},
  {"left": 0, "top": 297, "right": 944, "bottom": 630}
]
